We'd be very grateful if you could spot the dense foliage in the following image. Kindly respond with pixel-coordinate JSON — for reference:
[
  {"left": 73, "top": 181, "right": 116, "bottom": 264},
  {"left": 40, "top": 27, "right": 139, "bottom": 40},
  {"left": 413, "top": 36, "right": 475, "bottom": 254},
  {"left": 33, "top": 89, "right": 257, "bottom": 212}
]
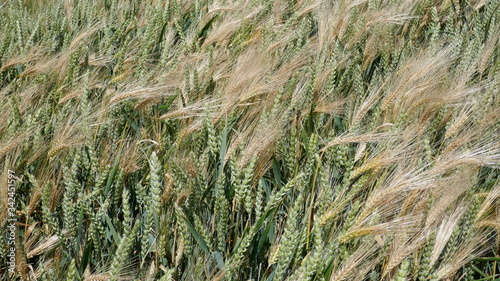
[{"left": 0, "top": 0, "right": 499, "bottom": 280}]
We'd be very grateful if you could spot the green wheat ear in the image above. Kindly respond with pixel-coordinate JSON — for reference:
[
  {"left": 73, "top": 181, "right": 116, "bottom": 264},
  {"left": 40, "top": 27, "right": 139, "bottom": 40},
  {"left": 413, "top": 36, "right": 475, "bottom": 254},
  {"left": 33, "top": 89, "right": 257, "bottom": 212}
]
[
  {"left": 418, "top": 233, "right": 436, "bottom": 281},
  {"left": 62, "top": 150, "right": 82, "bottom": 236},
  {"left": 110, "top": 221, "right": 140, "bottom": 281},
  {"left": 0, "top": 232, "right": 8, "bottom": 264},
  {"left": 66, "top": 259, "right": 78, "bottom": 281},
  {"left": 215, "top": 172, "right": 229, "bottom": 254},
  {"left": 159, "top": 268, "right": 175, "bottom": 281},
  {"left": 394, "top": 259, "right": 410, "bottom": 281},
  {"left": 273, "top": 193, "right": 305, "bottom": 281},
  {"left": 149, "top": 151, "right": 163, "bottom": 230}
]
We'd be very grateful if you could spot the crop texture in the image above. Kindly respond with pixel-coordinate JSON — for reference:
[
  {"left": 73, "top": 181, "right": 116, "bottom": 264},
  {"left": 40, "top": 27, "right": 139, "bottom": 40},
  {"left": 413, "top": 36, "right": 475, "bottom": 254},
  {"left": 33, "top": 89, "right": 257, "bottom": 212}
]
[{"left": 0, "top": 0, "right": 499, "bottom": 280}]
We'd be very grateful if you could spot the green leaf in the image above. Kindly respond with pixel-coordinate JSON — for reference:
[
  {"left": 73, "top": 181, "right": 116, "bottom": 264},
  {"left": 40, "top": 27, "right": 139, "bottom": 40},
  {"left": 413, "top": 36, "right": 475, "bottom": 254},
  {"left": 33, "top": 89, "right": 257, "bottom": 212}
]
[
  {"left": 104, "top": 153, "right": 121, "bottom": 198},
  {"left": 181, "top": 216, "right": 210, "bottom": 254},
  {"left": 105, "top": 215, "right": 120, "bottom": 246}
]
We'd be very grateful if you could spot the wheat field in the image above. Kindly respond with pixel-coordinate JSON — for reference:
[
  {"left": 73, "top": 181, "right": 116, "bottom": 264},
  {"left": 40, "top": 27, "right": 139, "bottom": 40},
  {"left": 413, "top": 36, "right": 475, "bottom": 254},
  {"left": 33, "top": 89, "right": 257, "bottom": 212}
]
[{"left": 0, "top": 0, "right": 499, "bottom": 280}]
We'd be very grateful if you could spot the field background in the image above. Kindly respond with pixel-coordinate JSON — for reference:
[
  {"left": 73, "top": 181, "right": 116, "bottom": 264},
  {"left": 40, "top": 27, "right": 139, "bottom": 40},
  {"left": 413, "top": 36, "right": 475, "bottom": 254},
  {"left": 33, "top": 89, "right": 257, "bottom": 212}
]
[{"left": 0, "top": 0, "right": 499, "bottom": 280}]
